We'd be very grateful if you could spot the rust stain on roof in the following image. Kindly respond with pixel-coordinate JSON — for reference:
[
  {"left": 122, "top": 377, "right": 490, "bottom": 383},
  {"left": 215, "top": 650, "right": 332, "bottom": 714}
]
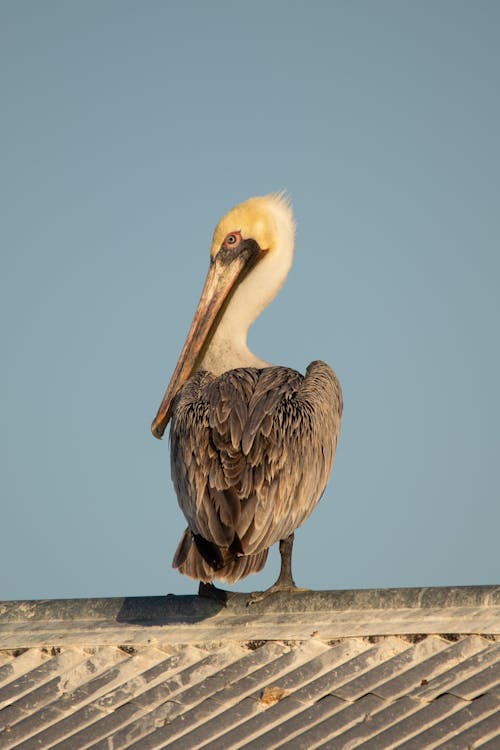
[{"left": 259, "top": 686, "right": 290, "bottom": 708}]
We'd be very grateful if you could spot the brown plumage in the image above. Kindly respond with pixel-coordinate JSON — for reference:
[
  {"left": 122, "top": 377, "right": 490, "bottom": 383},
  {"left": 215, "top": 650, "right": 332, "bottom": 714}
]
[{"left": 170, "top": 362, "right": 342, "bottom": 583}]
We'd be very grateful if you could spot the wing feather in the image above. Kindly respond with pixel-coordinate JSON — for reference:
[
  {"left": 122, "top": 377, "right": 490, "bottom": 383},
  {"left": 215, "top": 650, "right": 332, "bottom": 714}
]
[{"left": 170, "top": 362, "right": 342, "bottom": 566}]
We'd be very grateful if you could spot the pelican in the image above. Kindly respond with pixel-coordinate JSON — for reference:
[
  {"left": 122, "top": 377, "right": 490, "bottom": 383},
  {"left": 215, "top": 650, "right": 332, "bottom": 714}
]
[{"left": 152, "top": 193, "right": 342, "bottom": 596}]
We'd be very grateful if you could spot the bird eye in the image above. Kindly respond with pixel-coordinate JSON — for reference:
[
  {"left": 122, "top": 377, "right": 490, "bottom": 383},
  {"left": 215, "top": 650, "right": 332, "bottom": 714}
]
[{"left": 222, "top": 231, "right": 242, "bottom": 249}]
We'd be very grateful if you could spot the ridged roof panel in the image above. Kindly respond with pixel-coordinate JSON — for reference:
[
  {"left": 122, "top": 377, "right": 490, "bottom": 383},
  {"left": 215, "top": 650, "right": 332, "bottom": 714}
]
[{"left": 0, "top": 635, "right": 498, "bottom": 749}]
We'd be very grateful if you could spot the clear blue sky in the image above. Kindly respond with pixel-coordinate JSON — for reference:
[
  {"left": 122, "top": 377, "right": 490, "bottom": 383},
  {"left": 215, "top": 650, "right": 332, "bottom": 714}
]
[{"left": 1, "top": 1, "right": 499, "bottom": 600}]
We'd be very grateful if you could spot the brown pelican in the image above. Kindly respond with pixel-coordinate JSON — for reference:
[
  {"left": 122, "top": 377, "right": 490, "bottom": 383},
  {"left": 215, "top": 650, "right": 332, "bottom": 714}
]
[{"left": 152, "top": 193, "right": 342, "bottom": 596}]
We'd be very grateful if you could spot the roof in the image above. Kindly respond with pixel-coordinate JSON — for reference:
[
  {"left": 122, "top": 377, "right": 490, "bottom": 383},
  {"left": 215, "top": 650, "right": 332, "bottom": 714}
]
[{"left": 1, "top": 586, "right": 499, "bottom": 749}]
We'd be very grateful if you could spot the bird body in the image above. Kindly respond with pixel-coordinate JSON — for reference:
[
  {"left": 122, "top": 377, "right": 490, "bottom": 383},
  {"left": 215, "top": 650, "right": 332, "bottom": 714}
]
[
  {"left": 170, "top": 362, "right": 341, "bottom": 582},
  {"left": 152, "top": 194, "right": 342, "bottom": 590}
]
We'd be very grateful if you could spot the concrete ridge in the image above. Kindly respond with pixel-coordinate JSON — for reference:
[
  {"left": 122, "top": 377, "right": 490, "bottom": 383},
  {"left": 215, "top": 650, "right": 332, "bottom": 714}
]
[{"left": 1, "top": 585, "right": 500, "bottom": 625}]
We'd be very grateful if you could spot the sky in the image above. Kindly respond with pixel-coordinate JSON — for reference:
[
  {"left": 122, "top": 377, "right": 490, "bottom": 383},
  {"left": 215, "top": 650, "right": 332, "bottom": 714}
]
[{"left": 1, "top": 1, "right": 499, "bottom": 601}]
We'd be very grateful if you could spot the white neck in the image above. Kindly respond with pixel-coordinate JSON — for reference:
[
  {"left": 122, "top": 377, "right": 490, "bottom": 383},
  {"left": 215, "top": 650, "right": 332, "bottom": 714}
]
[{"left": 200, "top": 199, "right": 295, "bottom": 376}]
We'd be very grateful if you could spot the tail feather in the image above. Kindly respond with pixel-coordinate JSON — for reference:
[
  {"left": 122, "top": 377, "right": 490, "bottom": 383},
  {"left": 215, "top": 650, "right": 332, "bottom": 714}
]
[{"left": 173, "top": 528, "right": 268, "bottom": 584}]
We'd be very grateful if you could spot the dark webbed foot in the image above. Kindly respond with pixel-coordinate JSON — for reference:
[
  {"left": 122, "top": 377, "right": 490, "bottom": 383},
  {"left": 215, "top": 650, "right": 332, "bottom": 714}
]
[{"left": 198, "top": 581, "right": 230, "bottom": 605}]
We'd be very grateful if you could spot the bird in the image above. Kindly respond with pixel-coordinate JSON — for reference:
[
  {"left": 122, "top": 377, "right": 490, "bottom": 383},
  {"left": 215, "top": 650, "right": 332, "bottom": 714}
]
[{"left": 151, "top": 193, "right": 342, "bottom": 598}]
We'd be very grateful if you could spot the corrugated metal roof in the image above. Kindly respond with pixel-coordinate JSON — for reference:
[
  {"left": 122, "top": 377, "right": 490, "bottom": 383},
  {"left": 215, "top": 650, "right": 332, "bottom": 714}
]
[{"left": 1, "top": 587, "right": 499, "bottom": 749}]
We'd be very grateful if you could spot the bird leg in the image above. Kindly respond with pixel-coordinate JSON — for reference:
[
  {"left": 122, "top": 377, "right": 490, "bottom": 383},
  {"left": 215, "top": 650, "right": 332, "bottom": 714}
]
[
  {"left": 273, "top": 533, "right": 297, "bottom": 590},
  {"left": 248, "top": 533, "right": 307, "bottom": 605}
]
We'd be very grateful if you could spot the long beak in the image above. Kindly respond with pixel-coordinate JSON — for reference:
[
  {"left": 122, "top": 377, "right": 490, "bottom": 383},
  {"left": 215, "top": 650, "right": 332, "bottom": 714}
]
[{"left": 151, "top": 248, "right": 259, "bottom": 439}]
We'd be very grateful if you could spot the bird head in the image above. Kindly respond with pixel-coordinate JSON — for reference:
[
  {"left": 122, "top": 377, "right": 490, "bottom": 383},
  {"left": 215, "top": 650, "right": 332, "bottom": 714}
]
[
  {"left": 151, "top": 193, "right": 295, "bottom": 439},
  {"left": 210, "top": 192, "right": 295, "bottom": 262}
]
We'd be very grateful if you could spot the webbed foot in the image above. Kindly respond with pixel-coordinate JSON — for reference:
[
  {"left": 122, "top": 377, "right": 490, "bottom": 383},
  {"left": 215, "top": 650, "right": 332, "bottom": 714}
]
[
  {"left": 246, "top": 582, "right": 308, "bottom": 606},
  {"left": 198, "top": 581, "right": 230, "bottom": 605}
]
